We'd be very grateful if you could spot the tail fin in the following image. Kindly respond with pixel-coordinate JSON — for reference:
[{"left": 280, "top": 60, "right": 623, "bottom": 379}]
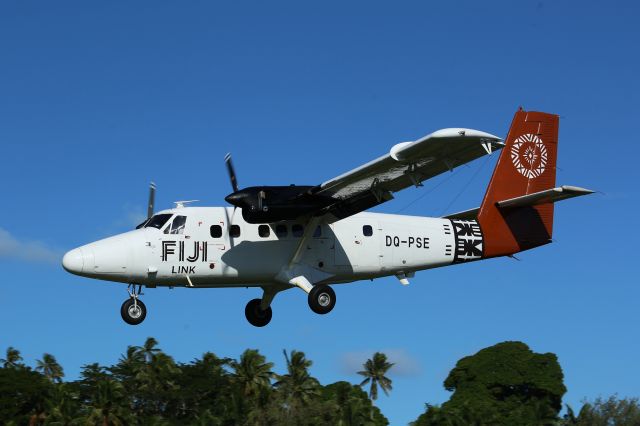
[{"left": 477, "top": 109, "right": 559, "bottom": 257}]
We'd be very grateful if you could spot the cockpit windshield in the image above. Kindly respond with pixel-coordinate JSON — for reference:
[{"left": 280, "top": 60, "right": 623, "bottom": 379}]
[
  {"left": 143, "top": 214, "right": 173, "bottom": 230},
  {"left": 164, "top": 215, "right": 186, "bottom": 235},
  {"left": 135, "top": 218, "right": 149, "bottom": 229}
]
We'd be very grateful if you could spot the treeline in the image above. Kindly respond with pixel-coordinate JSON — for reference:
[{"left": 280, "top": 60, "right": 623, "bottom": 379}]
[
  {"left": 0, "top": 338, "right": 389, "bottom": 425},
  {"left": 2, "top": 339, "right": 639, "bottom": 425}
]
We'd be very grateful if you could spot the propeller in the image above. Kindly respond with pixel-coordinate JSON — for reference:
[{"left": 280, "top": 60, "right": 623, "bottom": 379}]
[
  {"left": 147, "top": 182, "right": 156, "bottom": 219},
  {"left": 224, "top": 153, "right": 239, "bottom": 193}
]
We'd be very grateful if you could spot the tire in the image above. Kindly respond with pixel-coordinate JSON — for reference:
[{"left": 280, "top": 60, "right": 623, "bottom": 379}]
[
  {"left": 245, "top": 298, "right": 272, "bottom": 327},
  {"left": 121, "top": 298, "right": 147, "bottom": 325},
  {"left": 308, "top": 285, "right": 336, "bottom": 315}
]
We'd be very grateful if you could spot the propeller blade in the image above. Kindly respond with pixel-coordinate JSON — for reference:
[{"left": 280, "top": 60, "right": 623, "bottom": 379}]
[
  {"left": 147, "top": 182, "right": 156, "bottom": 219},
  {"left": 225, "top": 153, "right": 239, "bottom": 193}
]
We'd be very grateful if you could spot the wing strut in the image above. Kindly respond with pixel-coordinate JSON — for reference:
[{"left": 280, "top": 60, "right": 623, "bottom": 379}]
[{"left": 275, "top": 216, "right": 333, "bottom": 292}]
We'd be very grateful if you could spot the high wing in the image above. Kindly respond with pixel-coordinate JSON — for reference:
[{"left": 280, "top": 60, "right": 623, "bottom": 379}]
[
  {"left": 224, "top": 128, "right": 502, "bottom": 224},
  {"left": 315, "top": 128, "right": 503, "bottom": 220}
]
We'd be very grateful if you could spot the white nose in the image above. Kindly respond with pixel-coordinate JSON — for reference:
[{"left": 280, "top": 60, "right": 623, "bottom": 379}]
[{"left": 62, "top": 248, "right": 84, "bottom": 274}]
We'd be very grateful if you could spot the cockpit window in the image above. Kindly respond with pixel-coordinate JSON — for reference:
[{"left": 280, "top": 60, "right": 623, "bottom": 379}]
[
  {"left": 164, "top": 215, "right": 186, "bottom": 235},
  {"left": 135, "top": 218, "right": 150, "bottom": 229},
  {"left": 144, "top": 214, "right": 172, "bottom": 230}
]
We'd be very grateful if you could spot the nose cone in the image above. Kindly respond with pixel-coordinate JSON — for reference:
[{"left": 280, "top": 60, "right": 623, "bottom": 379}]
[
  {"left": 62, "top": 248, "right": 84, "bottom": 274},
  {"left": 225, "top": 191, "right": 245, "bottom": 206}
]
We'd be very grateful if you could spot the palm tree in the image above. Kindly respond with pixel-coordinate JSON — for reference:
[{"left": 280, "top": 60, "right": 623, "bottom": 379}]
[
  {"left": 562, "top": 404, "right": 579, "bottom": 425},
  {"left": 274, "top": 349, "right": 319, "bottom": 407},
  {"left": 36, "top": 353, "right": 64, "bottom": 383},
  {"left": 86, "top": 379, "right": 130, "bottom": 426},
  {"left": 135, "top": 337, "right": 161, "bottom": 363},
  {"left": 80, "top": 362, "right": 108, "bottom": 384},
  {"left": 230, "top": 349, "right": 274, "bottom": 398},
  {"left": 46, "top": 383, "right": 80, "bottom": 425},
  {"left": 358, "top": 352, "right": 394, "bottom": 401},
  {"left": 1, "top": 346, "right": 23, "bottom": 368},
  {"left": 110, "top": 345, "right": 144, "bottom": 381}
]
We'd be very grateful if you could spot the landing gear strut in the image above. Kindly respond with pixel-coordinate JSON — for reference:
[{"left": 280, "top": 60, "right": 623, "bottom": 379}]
[
  {"left": 245, "top": 298, "right": 272, "bottom": 327},
  {"left": 308, "top": 285, "right": 336, "bottom": 314},
  {"left": 121, "top": 284, "right": 147, "bottom": 325}
]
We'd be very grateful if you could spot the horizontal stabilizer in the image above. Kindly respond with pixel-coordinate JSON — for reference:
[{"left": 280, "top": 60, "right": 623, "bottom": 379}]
[
  {"left": 443, "top": 185, "right": 594, "bottom": 220},
  {"left": 443, "top": 207, "right": 480, "bottom": 220},
  {"left": 496, "top": 185, "right": 594, "bottom": 209}
]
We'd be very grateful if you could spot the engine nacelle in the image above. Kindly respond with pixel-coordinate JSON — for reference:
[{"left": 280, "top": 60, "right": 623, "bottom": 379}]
[{"left": 225, "top": 185, "right": 331, "bottom": 224}]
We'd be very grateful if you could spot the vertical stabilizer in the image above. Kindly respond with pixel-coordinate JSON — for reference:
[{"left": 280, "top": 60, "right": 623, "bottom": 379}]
[{"left": 478, "top": 109, "right": 559, "bottom": 257}]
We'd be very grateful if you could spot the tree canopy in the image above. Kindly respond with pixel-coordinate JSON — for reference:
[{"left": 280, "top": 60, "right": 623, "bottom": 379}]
[
  {"left": 0, "top": 339, "right": 389, "bottom": 426},
  {"left": 3, "top": 339, "right": 637, "bottom": 425},
  {"left": 412, "top": 341, "right": 567, "bottom": 425}
]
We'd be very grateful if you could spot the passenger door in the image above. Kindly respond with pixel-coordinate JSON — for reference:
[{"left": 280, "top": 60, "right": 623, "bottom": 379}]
[{"left": 332, "top": 219, "right": 381, "bottom": 272}]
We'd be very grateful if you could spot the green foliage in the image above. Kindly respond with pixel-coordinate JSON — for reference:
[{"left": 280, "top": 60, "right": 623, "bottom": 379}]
[
  {"left": 0, "top": 365, "right": 52, "bottom": 424},
  {"left": 1, "top": 346, "right": 24, "bottom": 368},
  {"left": 0, "top": 340, "right": 390, "bottom": 425},
  {"left": 36, "top": 353, "right": 65, "bottom": 383},
  {"left": 323, "top": 381, "right": 389, "bottom": 425},
  {"left": 412, "top": 341, "right": 567, "bottom": 426},
  {"left": 562, "top": 396, "right": 640, "bottom": 425}
]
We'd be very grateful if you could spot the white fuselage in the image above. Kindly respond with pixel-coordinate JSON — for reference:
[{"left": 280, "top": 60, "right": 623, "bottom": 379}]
[{"left": 63, "top": 207, "right": 483, "bottom": 288}]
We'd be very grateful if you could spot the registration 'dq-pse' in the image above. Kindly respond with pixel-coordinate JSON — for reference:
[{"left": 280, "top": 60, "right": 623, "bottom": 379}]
[{"left": 62, "top": 109, "right": 593, "bottom": 327}]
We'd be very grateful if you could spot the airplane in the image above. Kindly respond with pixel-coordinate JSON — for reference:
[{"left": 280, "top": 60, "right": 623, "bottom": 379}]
[{"left": 62, "top": 108, "right": 593, "bottom": 327}]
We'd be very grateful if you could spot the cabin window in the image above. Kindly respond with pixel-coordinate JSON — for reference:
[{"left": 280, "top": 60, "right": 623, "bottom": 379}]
[
  {"left": 210, "top": 225, "right": 222, "bottom": 238},
  {"left": 292, "top": 224, "right": 304, "bottom": 237},
  {"left": 313, "top": 226, "right": 322, "bottom": 238},
  {"left": 144, "top": 214, "right": 172, "bottom": 230},
  {"left": 275, "top": 224, "right": 288, "bottom": 238},
  {"left": 258, "top": 225, "right": 270, "bottom": 238},
  {"left": 363, "top": 225, "right": 373, "bottom": 237},
  {"left": 230, "top": 224, "right": 241, "bottom": 238},
  {"left": 165, "top": 215, "right": 187, "bottom": 235}
]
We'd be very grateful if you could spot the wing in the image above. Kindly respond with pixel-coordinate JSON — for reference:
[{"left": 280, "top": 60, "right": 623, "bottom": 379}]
[{"left": 315, "top": 128, "right": 503, "bottom": 220}]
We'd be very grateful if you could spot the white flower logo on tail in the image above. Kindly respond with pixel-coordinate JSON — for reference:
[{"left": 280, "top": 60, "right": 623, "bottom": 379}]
[{"left": 510, "top": 134, "right": 548, "bottom": 178}]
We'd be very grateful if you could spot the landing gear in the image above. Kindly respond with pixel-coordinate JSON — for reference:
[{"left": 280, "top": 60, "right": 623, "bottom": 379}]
[
  {"left": 308, "top": 285, "right": 336, "bottom": 315},
  {"left": 245, "top": 298, "right": 272, "bottom": 327},
  {"left": 121, "top": 284, "right": 147, "bottom": 325}
]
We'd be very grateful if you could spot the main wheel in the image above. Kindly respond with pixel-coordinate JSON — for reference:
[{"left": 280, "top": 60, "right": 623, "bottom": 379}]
[
  {"left": 308, "top": 285, "right": 336, "bottom": 314},
  {"left": 121, "top": 298, "right": 147, "bottom": 325},
  {"left": 245, "top": 298, "right": 272, "bottom": 327}
]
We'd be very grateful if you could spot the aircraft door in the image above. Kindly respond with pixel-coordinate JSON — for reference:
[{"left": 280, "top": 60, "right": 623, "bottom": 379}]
[
  {"left": 205, "top": 219, "right": 228, "bottom": 278},
  {"left": 306, "top": 224, "right": 334, "bottom": 270},
  {"left": 332, "top": 219, "right": 381, "bottom": 272}
]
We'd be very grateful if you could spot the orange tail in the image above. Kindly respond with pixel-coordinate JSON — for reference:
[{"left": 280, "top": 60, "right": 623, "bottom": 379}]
[{"left": 478, "top": 109, "right": 559, "bottom": 257}]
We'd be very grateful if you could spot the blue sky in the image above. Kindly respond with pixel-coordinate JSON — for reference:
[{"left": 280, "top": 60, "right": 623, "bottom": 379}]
[{"left": 0, "top": 0, "right": 638, "bottom": 423}]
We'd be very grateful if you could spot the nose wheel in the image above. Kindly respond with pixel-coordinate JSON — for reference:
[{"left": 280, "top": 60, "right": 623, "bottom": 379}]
[{"left": 121, "top": 284, "right": 147, "bottom": 325}]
